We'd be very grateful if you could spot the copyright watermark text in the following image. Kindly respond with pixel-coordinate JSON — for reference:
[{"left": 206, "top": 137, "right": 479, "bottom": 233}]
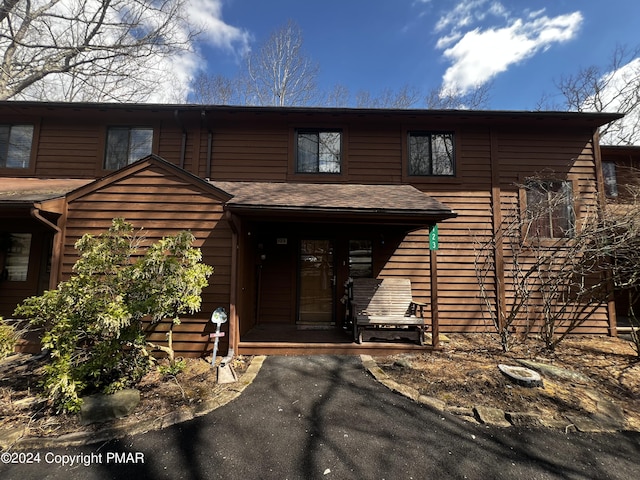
[{"left": 1, "top": 451, "right": 145, "bottom": 466}]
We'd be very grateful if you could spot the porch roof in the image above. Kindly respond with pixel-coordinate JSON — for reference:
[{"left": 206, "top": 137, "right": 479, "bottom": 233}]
[
  {"left": 212, "top": 181, "right": 457, "bottom": 225},
  {"left": 0, "top": 177, "right": 92, "bottom": 204}
]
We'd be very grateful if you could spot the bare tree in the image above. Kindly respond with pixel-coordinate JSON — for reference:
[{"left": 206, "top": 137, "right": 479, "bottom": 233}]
[
  {"left": 475, "top": 176, "right": 615, "bottom": 352},
  {"left": 548, "top": 44, "right": 640, "bottom": 145},
  {"left": 323, "top": 83, "right": 351, "bottom": 107},
  {"left": 190, "top": 72, "right": 238, "bottom": 105},
  {"left": 355, "top": 85, "right": 421, "bottom": 109},
  {"left": 425, "top": 83, "right": 492, "bottom": 109},
  {"left": 0, "top": 0, "right": 197, "bottom": 102},
  {"left": 241, "top": 20, "right": 319, "bottom": 106}
]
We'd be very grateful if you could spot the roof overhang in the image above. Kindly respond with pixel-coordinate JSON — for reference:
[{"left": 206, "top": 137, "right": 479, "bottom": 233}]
[
  {"left": 0, "top": 178, "right": 92, "bottom": 213},
  {"left": 212, "top": 181, "right": 457, "bottom": 227},
  {"left": 0, "top": 101, "right": 623, "bottom": 130}
]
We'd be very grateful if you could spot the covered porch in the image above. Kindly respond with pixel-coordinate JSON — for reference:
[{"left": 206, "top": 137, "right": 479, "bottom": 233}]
[{"left": 213, "top": 181, "right": 457, "bottom": 355}]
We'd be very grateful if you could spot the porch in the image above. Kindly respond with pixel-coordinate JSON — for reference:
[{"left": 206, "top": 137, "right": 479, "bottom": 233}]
[
  {"left": 238, "top": 324, "right": 440, "bottom": 355},
  {"left": 215, "top": 181, "right": 457, "bottom": 356}
]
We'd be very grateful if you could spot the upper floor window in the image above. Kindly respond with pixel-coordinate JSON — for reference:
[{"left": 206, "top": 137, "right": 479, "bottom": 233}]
[
  {"left": 104, "top": 127, "right": 153, "bottom": 170},
  {"left": 296, "top": 130, "right": 341, "bottom": 174},
  {"left": 408, "top": 132, "right": 455, "bottom": 176},
  {"left": 0, "top": 125, "right": 34, "bottom": 169},
  {"left": 525, "top": 179, "right": 574, "bottom": 239}
]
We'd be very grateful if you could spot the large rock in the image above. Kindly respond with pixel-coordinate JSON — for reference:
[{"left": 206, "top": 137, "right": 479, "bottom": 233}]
[
  {"left": 474, "top": 405, "right": 511, "bottom": 427},
  {"left": 80, "top": 389, "right": 140, "bottom": 425}
]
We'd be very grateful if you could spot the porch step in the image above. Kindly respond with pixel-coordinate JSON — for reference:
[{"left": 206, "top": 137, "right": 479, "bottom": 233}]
[{"left": 237, "top": 341, "right": 436, "bottom": 356}]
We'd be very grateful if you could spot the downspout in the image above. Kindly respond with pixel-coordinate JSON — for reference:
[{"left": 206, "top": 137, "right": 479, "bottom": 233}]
[
  {"left": 30, "top": 206, "right": 61, "bottom": 289},
  {"left": 221, "top": 210, "right": 240, "bottom": 366},
  {"left": 201, "top": 109, "right": 213, "bottom": 180},
  {"left": 173, "top": 109, "right": 187, "bottom": 169},
  {"left": 206, "top": 131, "right": 213, "bottom": 180}
]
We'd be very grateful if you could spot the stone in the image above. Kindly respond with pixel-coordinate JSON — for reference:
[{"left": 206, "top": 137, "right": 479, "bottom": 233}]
[
  {"left": 80, "top": 389, "right": 140, "bottom": 425},
  {"left": 498, "top": 364, "right": 544, "bottom": 388},
  {"left": 516, "top": 359, "right": 590, "bottom": 385},
  {"left": 565, "top": 415, "right": 607, "bottom": 433},
  {"left": 473, "top": 405, "right": 511, "bottom": 427},
  {"left": 393, "top": 358, "right": 413, "bottom": 369},
  {"left": 506, "top": 412, "right": 543, "bottom": 427},
  {"left": 418, "top": 395, "right": 446, "bottom": 411}
]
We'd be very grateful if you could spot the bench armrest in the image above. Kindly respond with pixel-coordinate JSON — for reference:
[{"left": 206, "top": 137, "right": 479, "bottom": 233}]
[{"left": 410, "top": 301, "right": 426, "bottom": 318}]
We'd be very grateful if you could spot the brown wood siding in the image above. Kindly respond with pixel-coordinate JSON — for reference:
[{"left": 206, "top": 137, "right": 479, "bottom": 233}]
[
  {"left": 348, "top": 126, "right": 403, "bottom": 183},
  {"left": 34, "top": 119, "right": 102, "bottom": 178},
  {"left": 207, "top": 122, "right": 290, "bottom": 181},
  {"left": 60, "top": 163, "right": 231, "bottom": 356},
  {"left": 495, "top": 131, "right": 609, "bottom": 335}
]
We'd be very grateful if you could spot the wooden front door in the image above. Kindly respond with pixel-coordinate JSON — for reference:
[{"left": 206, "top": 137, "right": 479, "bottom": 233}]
[{"left": 298, "top": 239, "right": 335, "bottom": 325}]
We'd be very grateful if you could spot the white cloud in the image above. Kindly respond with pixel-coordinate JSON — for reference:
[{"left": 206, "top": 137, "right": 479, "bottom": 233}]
[
  {"left": 437, "top": 7, "right": 583, "bottom": 96},
  {"left": 150, "top": 0, "right": 251, "bottom": 103},
  {"left": 435, "top": 0, "right": 507, "bottom": 35},
  {"left": 187, "top": 0, "right": 251, "bottom": 56},
  {"left": 586, "top": 58, "right": 640, "bottom": 145}
]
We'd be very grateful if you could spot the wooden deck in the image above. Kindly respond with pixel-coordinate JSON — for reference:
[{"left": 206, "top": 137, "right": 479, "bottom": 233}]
[{"left": 238, "top": 324, "right": 439, "bottom": 355}]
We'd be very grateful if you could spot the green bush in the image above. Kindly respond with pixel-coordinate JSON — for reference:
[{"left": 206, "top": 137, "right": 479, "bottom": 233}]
[
  {"left": 158, "top": 358, "right": 186, "bottom": 377},
  {"left": 0, "top": 317, "right": 20, "bottom": 360},
  {"left": 15, "top": 218, "right": 213, "bottom": 413}
]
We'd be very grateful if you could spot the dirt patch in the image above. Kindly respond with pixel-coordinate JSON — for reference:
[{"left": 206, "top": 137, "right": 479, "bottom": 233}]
[
  {"left": 377, "top": 334, "right": 640, "bottom": 430},
  {"left": 0, "top": 354, "right": 251, "bottom": 443}
]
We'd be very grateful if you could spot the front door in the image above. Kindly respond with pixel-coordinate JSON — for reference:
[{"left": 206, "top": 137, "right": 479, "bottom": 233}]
[{"left": 298, "top": 239, "right": 335, "bottom": 325}]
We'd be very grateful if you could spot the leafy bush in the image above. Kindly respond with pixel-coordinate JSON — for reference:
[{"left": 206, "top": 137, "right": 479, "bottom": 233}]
[
  {"left": 0, "top": 317, "right": 21, "bottom": 359},
  {"left": 15, "top": 218, "right": 213, "bottom": 413},
  {"left": 158, "top": 358, "right": 186, "bottom": 377}
]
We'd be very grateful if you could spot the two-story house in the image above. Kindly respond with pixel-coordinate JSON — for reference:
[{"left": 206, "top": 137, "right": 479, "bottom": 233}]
[{"left": 0, "top": 102, "right": 621, "bottom": 356}]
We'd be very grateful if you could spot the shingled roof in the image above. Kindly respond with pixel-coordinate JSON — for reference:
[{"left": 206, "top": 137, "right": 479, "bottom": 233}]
[
  {"left": 0, "top": 178, "right": 92, "bottom": 204},
  {"left": 212, "top": 181, "right": 456, "bottom": 224}
]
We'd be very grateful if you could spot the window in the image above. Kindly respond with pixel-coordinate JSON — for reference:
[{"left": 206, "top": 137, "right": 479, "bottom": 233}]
[
  {"left": 349, "top": 240, "right": 373, "bottom": 278},
  {"left": 296, "top": 130, "right": 341, "bottom": 173},
  {"left": 0, "top": 125, "right": 34, "bottom": 169},
  {"left": 105, "top": 127, "right": 153, "bottom": 170},
  {"left": 2, "top": 233, "right": 32, "bottom": 281},
  {"left": 408, "top": 132, "right": 454, "bottom": 176},
  {"left": 525, "top": 180, "right": 574, "bottom": 239},
  {"left": 602, "top": 162, "right": 618, "bottom": 198}
]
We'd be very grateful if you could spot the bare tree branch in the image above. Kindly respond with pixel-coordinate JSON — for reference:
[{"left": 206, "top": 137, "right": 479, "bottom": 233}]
[
  {"left": 549, "top": 44, "right": 640, "bottom": 145},
  {"left": 0, "top": 0, "right": 198, "bottom": 101},
  {"left": 240, "top": 20, "right": 318, "bottom": 106}
]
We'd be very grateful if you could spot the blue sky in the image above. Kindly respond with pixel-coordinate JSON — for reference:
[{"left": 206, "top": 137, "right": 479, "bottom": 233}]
[{"left": 190, "top": 0, "right": 640, "bottom": 110}]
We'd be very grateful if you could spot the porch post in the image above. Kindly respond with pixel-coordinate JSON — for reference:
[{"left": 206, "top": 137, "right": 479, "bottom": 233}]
[
  {"left": 430, "top": 248, "right": 440, "bottom": 348},
  {"left": 226, "top": 211, "right": 241, "bottom": 353},
  {"left": 490, "top": 129, "right": 506, "bottom": 333}
]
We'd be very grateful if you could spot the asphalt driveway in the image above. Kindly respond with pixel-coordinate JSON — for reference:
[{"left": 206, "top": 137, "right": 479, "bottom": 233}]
[{"left": 2, "top": 355, "right": 640, "bottom": 479}]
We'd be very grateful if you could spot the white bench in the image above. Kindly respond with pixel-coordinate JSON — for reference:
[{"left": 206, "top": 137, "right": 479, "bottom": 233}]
[{"left": 350, "top": 278, "right": 427, "bottom": 345}]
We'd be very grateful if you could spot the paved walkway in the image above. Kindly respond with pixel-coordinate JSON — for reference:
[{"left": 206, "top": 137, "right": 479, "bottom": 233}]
[{"left": 2, "top": 355, "right": 640, "bottom": 479}]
